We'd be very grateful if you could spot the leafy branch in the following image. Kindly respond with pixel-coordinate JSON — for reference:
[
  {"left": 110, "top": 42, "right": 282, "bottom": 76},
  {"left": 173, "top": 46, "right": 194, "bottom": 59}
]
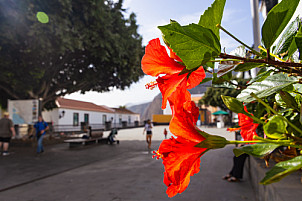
[{"left": 219, "top": 53, "right": 302, "bottom": 68}]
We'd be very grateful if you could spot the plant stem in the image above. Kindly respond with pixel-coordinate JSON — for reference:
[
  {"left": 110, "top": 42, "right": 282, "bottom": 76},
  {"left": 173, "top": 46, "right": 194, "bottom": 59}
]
[
  {"left": 258, "top": 46, "right": 285, "bottom": 62},
  {"left": 254, "top": 136, "right": 291, "bottom": 144},
  {"left": 219, "top": 53, "right": 302, "bottom": 68},
  {"left": 207, "top": 59, "right": 242, "bottom": 63},
  {"left": 228, "top": 138, "right": 302, "bottom": 148},
  {"left": 242, "top": 111, "right": 264, "bottom": 124},
  {"left": 250, "top": 93, "right": 302, "bottom": 136},
  {"left": 216, "top": 24, "right": 263, "bottom": 58},
  {"left": 228, "top": 140, "right": 261, "bottom": 144}
]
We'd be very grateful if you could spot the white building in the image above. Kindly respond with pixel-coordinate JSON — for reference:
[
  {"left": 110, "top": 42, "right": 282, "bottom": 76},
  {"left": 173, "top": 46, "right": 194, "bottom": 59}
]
[{"left": 42, "top": 98, "right": 140, "bottom": 132}]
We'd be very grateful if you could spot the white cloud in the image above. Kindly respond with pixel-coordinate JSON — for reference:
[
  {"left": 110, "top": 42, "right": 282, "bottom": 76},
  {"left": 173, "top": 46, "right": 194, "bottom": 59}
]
[
  {"left": 179, "top": 12, "right": 202, "bottom": 25},
  {"left": 139, "top": 19, "right": 168, "bottom": 45},
  {"left": 122, "top": 0, "right": 133, "bottom": 8},
  {"left": 222, "top": 8, "right": 248, "bottom": 26},
  {"left": 65, "top": 75, "right": 160, "bottom": 107}
]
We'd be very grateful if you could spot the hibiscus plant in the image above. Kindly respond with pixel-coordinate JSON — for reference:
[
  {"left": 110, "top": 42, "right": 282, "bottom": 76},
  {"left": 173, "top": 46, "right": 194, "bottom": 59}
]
[{"left": 141, "top": 0, "right": 302, "bottom": 197}]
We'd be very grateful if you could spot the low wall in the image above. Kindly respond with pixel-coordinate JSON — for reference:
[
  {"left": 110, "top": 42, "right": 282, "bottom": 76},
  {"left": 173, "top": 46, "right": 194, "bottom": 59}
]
[{"left": 247, "top": 156, "right": 302, "bottom": 201}]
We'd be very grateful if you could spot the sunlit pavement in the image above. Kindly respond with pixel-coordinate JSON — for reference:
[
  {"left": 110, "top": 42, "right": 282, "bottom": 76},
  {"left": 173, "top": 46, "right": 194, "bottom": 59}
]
[{"left": 0, "top": 126, "right": 255, "bottom": 201}]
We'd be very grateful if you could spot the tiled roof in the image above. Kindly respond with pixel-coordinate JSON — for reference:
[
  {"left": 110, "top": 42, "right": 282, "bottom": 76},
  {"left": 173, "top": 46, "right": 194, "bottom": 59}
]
[
  {"left": 113, "top": 107, "right": 139, "bottom": 115},
  {"left": 57, "top": 98, "right": 114, "bottom": 113}
]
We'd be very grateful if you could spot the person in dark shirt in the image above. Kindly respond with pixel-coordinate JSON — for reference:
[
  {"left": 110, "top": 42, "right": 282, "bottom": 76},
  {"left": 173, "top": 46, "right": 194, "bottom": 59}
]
[{"left": 0, "top": 112, "right": 16, "bottom": 156}]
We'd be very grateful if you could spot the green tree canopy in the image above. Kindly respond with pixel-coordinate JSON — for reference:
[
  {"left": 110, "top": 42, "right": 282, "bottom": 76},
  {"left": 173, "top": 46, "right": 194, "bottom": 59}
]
[
  {"left": 199, "top": 79, "right": 246, "bottom": 112},
  {"left": 0, "top": 0, "right": 144, "bottom": 109}
]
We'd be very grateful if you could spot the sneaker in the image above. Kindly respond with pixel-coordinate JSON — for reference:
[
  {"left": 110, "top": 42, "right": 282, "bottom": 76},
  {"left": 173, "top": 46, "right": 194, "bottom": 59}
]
[{"left": 2, "top": 152, "right": 10, "bottom": 156}]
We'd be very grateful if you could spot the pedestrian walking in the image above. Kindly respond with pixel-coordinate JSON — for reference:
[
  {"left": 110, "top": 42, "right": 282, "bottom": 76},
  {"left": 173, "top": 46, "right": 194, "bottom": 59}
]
[
  {"left": 163, "top": 128, "right": 168, "bottom": 139},
  {"left": 0, "top": 112, "right": 16, "bottom": 156},
  {"left": 34, "top": 115, "right": 49, "bottom": 154},
  {"left": 143, "top": 119, "right": 153, "bottom": 149}
]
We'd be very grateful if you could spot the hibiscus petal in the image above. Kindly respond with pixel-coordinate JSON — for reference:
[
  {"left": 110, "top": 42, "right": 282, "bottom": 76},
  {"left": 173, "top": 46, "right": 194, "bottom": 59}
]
[
  {"left": 167, "top": 87, "right": 205, "bottom": 142},
  {"left": 157, "top": 73, "right": 187, "bottom": 109},
  {"left": 237, "top": 107, "right": 258, "bottom": 142},
  {"left": 141, "top": 38, "right": 184, "bottom": 77},
  {"left": 157, "top": 137, "right": 206, "bottom": 197},
  {"left": 187, "top": 67, "right": 206, "bottom": 89}
]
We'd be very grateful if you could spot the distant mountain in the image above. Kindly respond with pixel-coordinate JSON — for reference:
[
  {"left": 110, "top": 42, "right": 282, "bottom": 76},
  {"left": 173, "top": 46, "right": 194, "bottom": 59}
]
[
  {"left": 128, "top": 93, "right": 163, "bottom": 121},
  {"left": 128, "top": 102, "right": 150, "bottom": 118}
]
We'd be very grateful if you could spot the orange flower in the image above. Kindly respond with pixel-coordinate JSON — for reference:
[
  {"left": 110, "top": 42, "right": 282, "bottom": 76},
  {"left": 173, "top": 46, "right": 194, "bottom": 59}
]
[
  {"left": 154, "top": 87, "right": 207, "bottom": 197},
  {"left": 141, "top": 38, "right": 206, "bottom": 109},
  {"left": 238, "top": 111, "right": 258, "bottom": 141},
  {"left": 154, "top": 136, "right": 206, "bottom": 197},
  {"left": 228, "top": 106, "right": 258, "bottom": 141}
]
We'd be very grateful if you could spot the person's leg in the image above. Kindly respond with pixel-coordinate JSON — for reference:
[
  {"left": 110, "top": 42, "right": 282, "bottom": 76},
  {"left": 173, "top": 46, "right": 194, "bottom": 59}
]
[
  {"left": 2, "top": 142, "right": 10, "bottom": 155},
  {"left": 147, "top": 135, "right": 152, "bottom": 149},
  {"left": 229, "top": 154, "right": 248, "bottom": 180},
  {"left": 37, "top": 135, "right": 44, "bottom": 153},
  {"left": 3, "top": 142, "right": 9, "bottom": 151}
]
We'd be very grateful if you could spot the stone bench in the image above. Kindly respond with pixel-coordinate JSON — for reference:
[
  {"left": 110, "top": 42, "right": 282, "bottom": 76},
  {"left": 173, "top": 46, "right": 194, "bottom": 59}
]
[{"left": 64, "top": 137, "right": 103, "bottom": 148}]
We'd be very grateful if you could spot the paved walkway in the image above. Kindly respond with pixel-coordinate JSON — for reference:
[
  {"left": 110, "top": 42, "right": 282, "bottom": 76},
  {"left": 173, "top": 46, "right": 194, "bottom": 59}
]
[{"left": 0, "top": 126, "right": 256, "bottom": 201}]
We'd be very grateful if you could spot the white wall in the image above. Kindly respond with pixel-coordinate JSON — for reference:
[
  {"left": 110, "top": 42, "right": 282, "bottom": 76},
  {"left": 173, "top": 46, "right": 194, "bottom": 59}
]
[
  {"left": 119, "top": 114, "right": 140, "bottom": 123},
  {"left": 43, "top": 108, "right": 140, "bottom": 129},
  {"left": 57, "top": 108, "right": 114, "bottom": 125},
  {"left": 42, "top": 108, "right": 59, "bottom": 124}
]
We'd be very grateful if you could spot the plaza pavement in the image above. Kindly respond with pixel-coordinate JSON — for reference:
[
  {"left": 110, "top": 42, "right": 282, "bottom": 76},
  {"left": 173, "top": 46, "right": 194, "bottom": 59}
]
[{"left": 0, "top": 126, "right": 256, "bottom": 201}]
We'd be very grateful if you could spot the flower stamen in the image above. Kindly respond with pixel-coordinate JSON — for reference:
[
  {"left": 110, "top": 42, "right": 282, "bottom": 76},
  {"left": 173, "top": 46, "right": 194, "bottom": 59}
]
[
  {"left": 145, "top": 81, "right": 158, "bottom": 90},
  {"left": 153, "top": 150, "right": 163, "bottom": 160}
]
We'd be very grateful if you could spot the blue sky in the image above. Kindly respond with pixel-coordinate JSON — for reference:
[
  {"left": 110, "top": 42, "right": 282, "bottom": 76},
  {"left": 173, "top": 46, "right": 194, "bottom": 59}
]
[{"left": 65, "top": 0, "right": 256, "bottom": 107}]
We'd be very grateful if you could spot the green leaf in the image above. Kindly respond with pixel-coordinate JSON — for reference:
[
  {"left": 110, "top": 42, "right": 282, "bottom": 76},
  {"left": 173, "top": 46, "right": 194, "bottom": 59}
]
[
  {"left": 199, "top": 77, "right": 212, "bottom": 85},
  {"left": 36, "top": 12, "right": 49, "bottom": 24},
  {"left": 234, "top": 62, "right": 266, "bottom": 72},
  {"left": 158, "top": 21, "right": 221, "bottom": 69},
  {"left": 254, "top": 102, "right": 266, "bottom": 119},
  {"left": 260, "top": 156, "right": 302, "bottom": 185},
  {"left": 249, "top": 69, "right": 274, "bottom": 84},
  {"left": 273, "top": 17, "right": 300, "bottom": 55},
  {"left": 195, "top": 135, "right": 228, "bottom": 149},
  {"left": 198, "top": 0, "right": 226, "bottom": 40},
  {"left": 263, "top": 116, "right": 287, "bottom": 139},
  {"left": 233, "top": 143, "right": 280, "bottom": 158},
  {"left": 237, "top": 73, "right": 298, "bottom": 103},
  {"left": 295, "top": 25, "right": 302, "bottom": 60},
  {"left": 212, "top": 72, "right": 232, "bottom": 84},
  {"left": 287, "top": 25, "right": 302, "bottom": 59},
  {"left": 221, "top": 95, "right": 245, "bottom": 114},
  {"left": 279, "top": 90, "right": 299, "bottom": 110},
  {"left": 288, "top": 36, "right": 298, "bottom": 58},
  {"left": 261, "top": 0, "right": 300, "bottom": 49}
]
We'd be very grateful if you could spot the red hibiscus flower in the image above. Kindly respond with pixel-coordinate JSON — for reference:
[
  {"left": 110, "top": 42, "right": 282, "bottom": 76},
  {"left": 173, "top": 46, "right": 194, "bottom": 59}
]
[
  {"left": 227, "top": 106, "right": 258, "bottom": 141},
  {"left": 154, "top": 136, "right": 207, "bottom": 197},
  {"left": 154, "top": 87, "right": 207, "bottom": 197},
  {"left": 141, "top": 38, "right": 206, "bottom": 109}
]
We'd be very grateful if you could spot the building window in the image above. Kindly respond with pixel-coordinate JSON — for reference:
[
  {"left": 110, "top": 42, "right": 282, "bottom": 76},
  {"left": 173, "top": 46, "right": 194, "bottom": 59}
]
[
  {"left": 119, "top": 115, "right": 122, "bottom": 124},
  {"left": 84, "top": 113, "right": 89, "bottom": 124},
  {"left": 73, "top": 113, "right": 79, "bottom": 126},
  {"left": 128, "top": 116, "right": 131, "bottom": 124},
  {"left": 102, "top": 115, "right": 107, "bottom": 124}
]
